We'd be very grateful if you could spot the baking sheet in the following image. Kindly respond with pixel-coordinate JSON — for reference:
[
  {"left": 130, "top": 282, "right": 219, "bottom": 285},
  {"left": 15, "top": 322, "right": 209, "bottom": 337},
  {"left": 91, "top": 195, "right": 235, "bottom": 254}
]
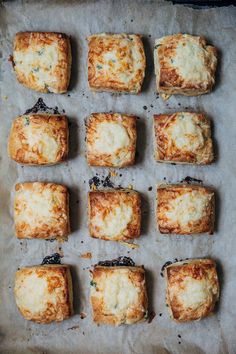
[{"left": 0, "top": 1, "right": 236, "bottom": 353}]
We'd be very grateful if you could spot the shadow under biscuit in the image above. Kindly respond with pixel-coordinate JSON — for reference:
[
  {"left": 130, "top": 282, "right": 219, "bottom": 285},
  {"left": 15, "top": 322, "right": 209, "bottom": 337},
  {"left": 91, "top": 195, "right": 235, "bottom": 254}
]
[
  {"left": 141, "top": 36, "right": 154, "bottom": 93},
  {"left": 68, "top": 116, "right": 79, "bottom": 160},
  {"left": 68, "top": 35, "right": 79, "bottom": 91},
  {"left": 145, "top": 268, "right": 156, "bottom": 323},
  {"left": 140, "top": 191, "right": 151, "bottom": 236},
  {"left": 69, "top": 185, "right": 80, "bottom": 234},
  {"left": 135, "top": 118, "right": 147, "bottom": 165},
  {"left": 70, "top": 264, "right": 81, "bottom": 315}
]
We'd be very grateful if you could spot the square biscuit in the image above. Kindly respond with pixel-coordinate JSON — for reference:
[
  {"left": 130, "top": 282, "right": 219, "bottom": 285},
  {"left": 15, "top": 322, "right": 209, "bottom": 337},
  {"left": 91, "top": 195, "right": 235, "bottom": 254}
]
[
  {"left": 154, "top": 34, "right": 217, "bottom": 98},
  {"left": 8, "top": 114, "right": 69, "bottom": 165},
  {"left": 88, "top": 189, "right": 141, "bottom": 241},
  {"left": 13, "top": 32, "right": 71, "bottom": 93},
  {"left": 165, "top": 259, "right": 219, "bottom": 322},
  {"left": 87, "top": 33, "right": 146, "bottom": 93},
  {"left": 14, "top": 265, "right": 73, "bottom": 323},
  {"left": 90, "top": 265, "right": 148, "bottom": 325},
  {"left": 86, "top": 113, "right": 137, "bottom": 167},
  {"left": 157, "top": 184, "right": 215, "bottom": 234},
  {"left": 154, "top": 112, "right": 213, "bottom": 165},
  {"left": 14, "top": 182, "right": 70, "bottom": 240}
]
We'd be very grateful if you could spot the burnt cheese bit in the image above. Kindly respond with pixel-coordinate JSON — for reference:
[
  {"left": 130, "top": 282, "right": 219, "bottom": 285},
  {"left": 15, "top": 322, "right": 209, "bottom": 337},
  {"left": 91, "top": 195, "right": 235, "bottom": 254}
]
[
  {"left": 160, "top": 261, "right": 173, "bottom": 277},
  {"left": 161, "top": 260, "right": 173, "bottom": 273},
  {"left": 180, "top": 176, "right": 203, "bottom": 184},
  {"left": 89, "top": 176, "right": 100, "bottom": 188},
  {"left": 101, "top": 175, "right": 114, "bottom": 188},
  {"left": 41, "top": 253, "right": 62, "bottom": 265},
  {"left": 8, "top": 54, "right": 15, "bottom": 67},
  {"left": 148, "top": 310, "right": 156, "bottom": 323},
  {"left": 88, "top": 174, "right": 115, "bottom": 189},
  {"left": 160, "top": 258, "right": 190, "bottom": 277},
  {"left": 97, "top": 256, "right": 135, "bottom": 267},
  {"left": 24, "top": 98, "right": 61, "bottom": 115}
]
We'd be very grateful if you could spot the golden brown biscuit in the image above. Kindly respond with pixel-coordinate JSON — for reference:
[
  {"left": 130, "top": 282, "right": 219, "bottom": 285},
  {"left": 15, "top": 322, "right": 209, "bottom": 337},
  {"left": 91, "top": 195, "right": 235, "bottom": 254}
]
[
  {"left": 154, "top": 112, "right": 213, "bottom": 164},
  {"left": 14, "top": 265, "right": 73, "bottom": 323},
  {"left": 87, "top": 33, "right": 146, "bottom": 93},
  {"left": 8, "top": 114, "right": 69, "bottom": 165},
  {"left": 13, "top": 32, "right": 71, "bottom": 93},
  {"left": 86, "top": 113, "right": 137, "bottom": 167},
  {"left": 88, "top": 189, "right": 141, "bottom": 241},
  {"left": 154, "top": 34, "right": 217, "bottom": 98},
  {"left": 165, "top": 259, "right": 219, "bottom": 322},
  {"left": 90, "top": 265, "right": 148, "bottom": 325},
  {"left": 157, "top": 184, "right": 214, "bottom": 234},
  {"left": 14, "top": 182, "right": 70, "bottom": 240}
]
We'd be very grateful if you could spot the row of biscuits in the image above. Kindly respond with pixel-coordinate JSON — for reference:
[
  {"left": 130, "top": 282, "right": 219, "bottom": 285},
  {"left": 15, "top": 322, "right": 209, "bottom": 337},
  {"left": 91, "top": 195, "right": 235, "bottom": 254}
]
[
  {"left": 14, "top": 259, "right": 220, "bottom": 325},
  {"left": 13, "top": 182, "right": 214, "bottom": 240},
  {"left": 8, "top": 112, "right": 214, "bottom": 166},
  {"left": 11, "top": 32, "right": 217, "bottom": 98}
]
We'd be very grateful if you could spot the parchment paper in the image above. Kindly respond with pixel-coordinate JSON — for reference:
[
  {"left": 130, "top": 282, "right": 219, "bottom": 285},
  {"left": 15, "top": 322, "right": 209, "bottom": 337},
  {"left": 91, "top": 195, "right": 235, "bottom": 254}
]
[{"left": 0, "top": 1, "right": 236, "bottom": 353}]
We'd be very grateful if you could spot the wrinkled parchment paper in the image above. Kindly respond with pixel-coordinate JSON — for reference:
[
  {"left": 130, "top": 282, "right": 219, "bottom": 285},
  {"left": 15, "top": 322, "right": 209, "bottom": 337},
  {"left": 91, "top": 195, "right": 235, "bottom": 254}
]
[{"left": 1, "top": 1, "right": 236, "bottom": 353}]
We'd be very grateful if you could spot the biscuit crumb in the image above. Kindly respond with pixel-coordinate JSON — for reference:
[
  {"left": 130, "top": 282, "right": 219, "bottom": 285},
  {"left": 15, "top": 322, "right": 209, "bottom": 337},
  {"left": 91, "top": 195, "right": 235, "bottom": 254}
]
[
  {"left": 91, "top": 183, "right": 97, "bottom": 191},
  {"left": 67, "top": 325, "right": 79, "bottom": 330},
  {"left": 161, "top": 93, "right": 170, "bottom": 101},
  {"left": 80, "top": 312, "right": 87, "bottom": 319},
  {"left": 109, "top": 170, "right": 117, "bottom": 177},
  {"left": 120, "top": 241, "right": 139, "bottom": 249},
  {"left": 80, "top": 252, "right": 92, "bottom": 259}
]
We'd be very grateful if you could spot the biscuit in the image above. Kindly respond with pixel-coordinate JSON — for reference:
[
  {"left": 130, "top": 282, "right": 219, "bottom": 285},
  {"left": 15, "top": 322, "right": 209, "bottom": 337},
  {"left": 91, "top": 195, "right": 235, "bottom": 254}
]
[
  {"left": 154, "top": 112, "right": 213, "bottom": 164},
  {"left": 90, "top": 265, "right": 148, "bottom": 325},
  {"left": 154, "top": 34, "right": 217, "bottom": 98},
  {"left": 13, "top": 32, "right": 71, "bottom": 93},
  {"left": 86, "top": 113, "right": 137, "bottom": 167},
  {"left": 157, "top": 184, "right": 215, "bottom": 234},
  {"left": 88, "top": 189, "right": 141, "bottom": 241},
  {"left": 8, "top": 114, "right": 68, "bottom": 165},
  {"left": 87, "top": 33, "right": 146, "bottom": 93},
  {"left": 14, "top": 265, "right": 73, "bottom": 323},
  {"left": 14, "top": 182, "right": 70, "bottom": 240},
  {"left": 165, "top": 259, "right": 219, "bottom": 322}
]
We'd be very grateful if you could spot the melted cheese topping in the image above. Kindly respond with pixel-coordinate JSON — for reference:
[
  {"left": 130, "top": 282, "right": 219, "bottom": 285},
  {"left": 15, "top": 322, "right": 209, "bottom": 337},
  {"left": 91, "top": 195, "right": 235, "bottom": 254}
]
[
  {"left": 172, "top": 39, "right": 210, "bottom": 83},
  {"left": 166, "top": 190, "right": 210, "bottom": 226},
  {"left": 178, "top": 277, "right": 210, "bottom": 309},
  {"left": 24, "top": 123, "right": 59, "bottom": 162},
  {"left": 103, "top": 272, "right": 139, "bottom": 313},
  {"left": 15, "top": 272, "right": 54, "bottom": 313},
  {"left": 93, "top": 204, "right": 133, "bottom": 238},
  {"left": 167, "top": 113, "right": 204, "bottom": 151},
  {"left": 93, "top": 122, "right": 130, "bottom": 154},
  {"left": 15, "top": 189, "right": 56, "bottom": 225},
  {"left": 14, "top": 43, "right": 59, "bottom": 92}
]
